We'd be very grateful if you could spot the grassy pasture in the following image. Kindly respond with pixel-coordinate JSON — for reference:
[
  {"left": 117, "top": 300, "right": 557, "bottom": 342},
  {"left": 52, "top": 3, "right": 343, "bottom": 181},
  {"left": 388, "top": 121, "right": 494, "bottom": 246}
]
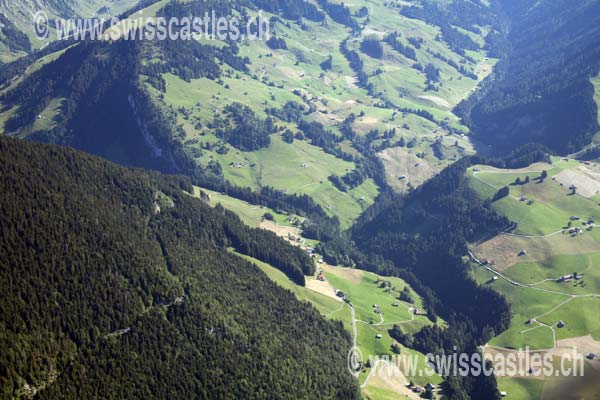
[
  {"left": 468, "top": 162, "right": 600, "bottom": 235},
  {"left": 323, "top": 268, "right": 414, "bottom": 324},
  {"left": 471, "top": 266, "right": 565, "bottom": 350},
  {"left": 193, "top": 186, "right": 293, "bottom": 228},
  {"left": 538, "top": 297, "right": 600, "bottom": 341},
  {"left": 472, "top": 230, "right": 600, "bottom": 273},
  {"left": 504, "top": 253, "right": 600, "bottom": 295},
  {"left": 497, "top": 377, "right": 544, "bottom": 400}
]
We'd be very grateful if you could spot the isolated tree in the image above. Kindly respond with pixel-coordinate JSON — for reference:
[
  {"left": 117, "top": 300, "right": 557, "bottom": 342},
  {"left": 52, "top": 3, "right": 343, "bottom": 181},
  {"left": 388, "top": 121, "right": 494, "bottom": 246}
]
[
  {"left": 320, "top": 55, "right": 333, "bottom": 71},
  {"left": 263, "top": 212, "right": 275, "bottom": 221},
  {"left": 282, "top": 130, "right": 294, "bottom": 144},
  {"left": 424, "top": 388, "right": 434, "bottom": 399},
  {"left": 493, "top": 186, "right": 510, "bottom": 202},
  {"left": 541, "top": 170, "right": 548, "bottom": 181}
]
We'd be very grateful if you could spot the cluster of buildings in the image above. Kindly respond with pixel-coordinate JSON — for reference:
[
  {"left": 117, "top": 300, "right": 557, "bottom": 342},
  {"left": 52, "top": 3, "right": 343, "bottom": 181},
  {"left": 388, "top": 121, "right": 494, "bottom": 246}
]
[
  {"left": 372, "top": 304, "right": 382, "bottom": 315},
  {"left": 408, "top": 383, "right": 436, "bottom": 395},
  {"left": 557, "top": 273, "right": 584, "bottom": 283}
]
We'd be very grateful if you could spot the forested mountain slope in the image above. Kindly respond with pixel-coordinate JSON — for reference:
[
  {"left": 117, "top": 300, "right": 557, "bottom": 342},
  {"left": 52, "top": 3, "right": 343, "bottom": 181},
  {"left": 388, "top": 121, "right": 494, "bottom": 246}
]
[
  {"left": 0, "top": 136, "right": 359, "bottom": 399},
  {"left": 458, "top": 0, "right": 600, "bottom": 154}
]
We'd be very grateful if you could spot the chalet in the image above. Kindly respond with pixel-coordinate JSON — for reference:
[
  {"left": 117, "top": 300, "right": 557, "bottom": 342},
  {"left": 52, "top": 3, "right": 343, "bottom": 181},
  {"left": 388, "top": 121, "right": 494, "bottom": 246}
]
[
  {"left": 318, "top": 258, "right": 324, "bottom": 264},
  {"left": 587, "top": 353, "right": 597, "bottom": 360},
  {"left": 526, "top": 319, "right": 533, "bottom": 325},
  {"left": 558, "top": 320, "right": 566, "bottom": 328},
  {"left": 570, "top": 216, "right": 580, "bottom": 221},
  {"left": 392, "top": 302, "right": 399, "bottom": 307},
  {"left": 500, "top": 391, "right": 507, "bottom": 397},
  {"left": 375, "top": 334, "right": 382, "bottom": 339},
  {"left": 518, "top": 249, "right": 527, "bottom": 256},
  {"left": 425, "top": 383, "right": 435, "bottom": 391},
  {"left": 336, "top": 290, "right": 345, "bottom": 298},
  {"left": 569, "top": 227, "right": 583, "bottom": 235},
  {"left": 317, "top": 274, "right": 325, "bottom": 282},
  {"left": 558, "top": 274, "right": 574, "bottom": 282},
  {"left": 492, "top": 276, "right": 498, "bottom": 281}
]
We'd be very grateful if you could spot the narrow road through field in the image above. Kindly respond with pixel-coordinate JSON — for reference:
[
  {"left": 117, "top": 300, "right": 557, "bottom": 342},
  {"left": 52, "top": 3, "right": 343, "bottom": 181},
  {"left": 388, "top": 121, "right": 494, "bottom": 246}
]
[{"left": 470, "top": 250, "right": 600, "bottom": 350}]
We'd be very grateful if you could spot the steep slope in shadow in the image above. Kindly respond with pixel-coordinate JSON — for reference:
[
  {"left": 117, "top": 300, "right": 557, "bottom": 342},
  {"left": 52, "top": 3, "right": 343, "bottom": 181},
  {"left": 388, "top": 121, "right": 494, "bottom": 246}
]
[
  {"left": 1, "top": 40, "right": 187, "bottom": 173},
  {"left": 457, "top": 0, "right": 600, "bottom": 154}
]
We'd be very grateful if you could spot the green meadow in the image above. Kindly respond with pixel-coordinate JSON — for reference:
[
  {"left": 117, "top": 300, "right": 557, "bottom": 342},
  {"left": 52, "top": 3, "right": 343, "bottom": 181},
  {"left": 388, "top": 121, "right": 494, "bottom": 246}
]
[
  {"left": 193, "top": 186, "right": 293, "bottom": 228},
  {"left": 471, "top": 266, "right": 565, "bottom": 350},
  {"left": 468, "top": 163, "right": 600, "bottom": 235},
  {"left": 538, "top": 297, "right": 600, "bottom": 341},
  {"left": 497, "top": 377, "right": 544, "bottom": 400}
]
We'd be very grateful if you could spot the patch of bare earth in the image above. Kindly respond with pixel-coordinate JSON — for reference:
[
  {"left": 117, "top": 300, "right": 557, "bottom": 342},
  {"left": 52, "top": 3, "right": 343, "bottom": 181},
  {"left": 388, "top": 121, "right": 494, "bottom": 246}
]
[
  {"left": 476, "top": 162, "right": 553, "bottom": 174},
  {"left": 352, "top": 116, "right": 379, "bottom": 133},
  {"left": 555, "top": 167, "right": 600, "bottom": 198},
  {"left": 345, "top": 75, "right": 358, "bottom": 89},
  {"left": 305, "top": 277, "right": 342, "bottom": 302},
  {"left": 556, "top": 335, "right": 600, "bottom": 357},
  {"left": 378, "top": 147, "right": 436, "bottom": 193},
  {"left": 418, "top": 95, "right": 451, "bottom": 109},
  {"left": 321, "top": 263, "right": 364, "bottom": 284},
  {"left": 279, "top": 67, "right": 306, "bottom": 81},
  {"left": 476, "top": 62, "right": 493, "bottom": 79},
  {"left": 364, "top": 363, "right": 422, "bottom": 400},
  {"left": 259, "top": 220, "right": 301, "bottom": 245}
]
